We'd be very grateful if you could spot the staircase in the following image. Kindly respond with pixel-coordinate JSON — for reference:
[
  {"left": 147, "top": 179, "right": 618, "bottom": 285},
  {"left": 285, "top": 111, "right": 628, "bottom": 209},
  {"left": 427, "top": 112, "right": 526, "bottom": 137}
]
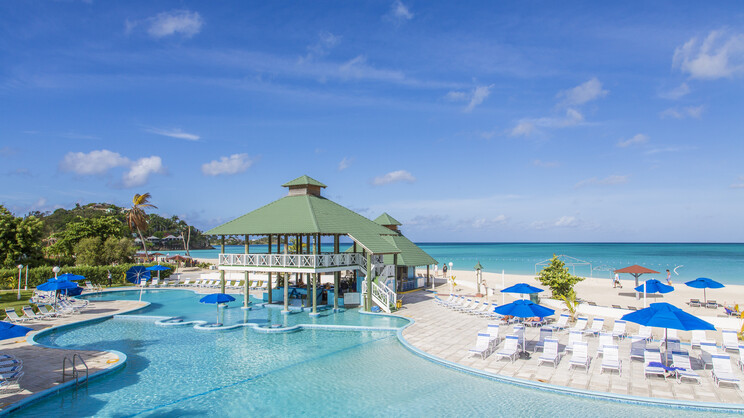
[{"left": 361, "top": 270, "right": 397, "bottom": 313}]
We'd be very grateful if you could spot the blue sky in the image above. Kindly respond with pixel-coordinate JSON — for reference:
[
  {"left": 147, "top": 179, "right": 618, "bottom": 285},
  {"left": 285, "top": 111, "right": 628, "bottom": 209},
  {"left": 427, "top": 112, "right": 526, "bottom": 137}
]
[{"left": 2, "top": 1, "right": 744, "bottom": 242}]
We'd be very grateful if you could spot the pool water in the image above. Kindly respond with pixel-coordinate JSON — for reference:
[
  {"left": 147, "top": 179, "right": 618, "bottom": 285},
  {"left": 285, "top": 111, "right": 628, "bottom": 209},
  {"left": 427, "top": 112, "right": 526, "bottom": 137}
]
[{"left": 15, "top": 290, "right": 731, "bottom": 417}]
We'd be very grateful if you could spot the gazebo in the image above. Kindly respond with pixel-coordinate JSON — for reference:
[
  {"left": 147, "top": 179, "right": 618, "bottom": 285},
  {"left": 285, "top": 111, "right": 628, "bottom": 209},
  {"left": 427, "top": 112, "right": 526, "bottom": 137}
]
[{"left": 206, "top": 176, "right": 434, "bottom": 314}]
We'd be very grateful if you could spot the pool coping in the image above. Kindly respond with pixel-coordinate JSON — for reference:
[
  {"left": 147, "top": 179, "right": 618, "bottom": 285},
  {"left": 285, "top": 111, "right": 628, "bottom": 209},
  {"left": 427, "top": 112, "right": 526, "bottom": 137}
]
[{"left": 6, "top": 288, "right": 743, "bottom": 414}]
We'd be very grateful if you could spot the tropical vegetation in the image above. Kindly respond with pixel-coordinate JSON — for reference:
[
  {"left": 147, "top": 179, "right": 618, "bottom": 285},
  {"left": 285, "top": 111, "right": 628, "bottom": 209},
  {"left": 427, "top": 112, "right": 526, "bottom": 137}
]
[{"left": 534, "top": 254, "right": 584, "bottom": 298}]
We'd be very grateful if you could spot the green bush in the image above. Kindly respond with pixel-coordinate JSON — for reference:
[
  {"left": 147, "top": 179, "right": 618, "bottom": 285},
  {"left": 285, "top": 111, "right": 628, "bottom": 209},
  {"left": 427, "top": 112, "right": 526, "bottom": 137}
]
[{"left": 0, "top": 262, "right": 175, "bottom": 289}]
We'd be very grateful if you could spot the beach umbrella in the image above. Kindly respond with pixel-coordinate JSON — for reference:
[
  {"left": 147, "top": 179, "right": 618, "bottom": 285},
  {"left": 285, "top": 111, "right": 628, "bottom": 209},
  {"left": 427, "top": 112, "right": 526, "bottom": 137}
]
[
  {"left": 199, "top": 293, "right": 236, "bottom": 325},
  {"left": 37, "top": 279, "right": 78, "bottom": 308},
  {"left": 146, "top": 264, "right": 171, "bottom": 280},
  {"left": 55, "top": 273, "right": 86, "bottom": 282},
  {"left": 634, "top": 279, "right": 674, "bottom": 308},
  {"left": 501, "top": 283, "right": 544, "bottom": 300},
  {"left": 493, "top": 300, "right": 554, "bottom": 352},
  {"left": 61, "top": 286, "right": 84, "bottom": 297},
  {"left": 126, "top": 266, "right": 151, "bottom": 301},
  {"left": 615, "top": 265, "right": 659, "bottom": 287},
  {"left": 621, "top": 302, "right": 715, "bottom": 357},
  {"left": 0, "top": 321, "right": 32, "bottom": 340},
  {"left": 685, "top": 278, "right": 724, "bottom": 303}
]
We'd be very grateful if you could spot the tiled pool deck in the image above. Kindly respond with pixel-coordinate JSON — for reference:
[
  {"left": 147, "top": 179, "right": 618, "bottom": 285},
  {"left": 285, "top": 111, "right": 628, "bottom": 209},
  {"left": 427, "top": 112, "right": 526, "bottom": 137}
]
[{"left": 397, "top": 289, "right": 744, "bottom": 406}]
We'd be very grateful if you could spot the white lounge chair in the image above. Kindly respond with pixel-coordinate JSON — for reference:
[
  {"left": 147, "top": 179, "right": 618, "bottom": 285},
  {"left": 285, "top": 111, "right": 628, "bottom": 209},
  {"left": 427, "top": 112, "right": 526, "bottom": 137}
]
[
  {"left": 478, "top": 303, "right": 494, "bottom": 317},
  {"left": 664, "top": 338, "right": 683, "bottom": 363},
  {"left": 0, "top": 371, "right": 24, "bottom": 393},
  {"left": 666, "top": 328, "right": 678, "bottom": 340},
  {"left": 462, "top": 301, "right": 481, "bottom": 314},
  {"left": 4, "top": 309, "right": 28, "bottom": 323},
  {"left": 569, "top": 341, "right": 590, "bottom": 373},
  {"left": 569, "top": 317, "right": 588, "bottom": 333},
  {"left": 722, "top": 330, "right": 739, "bottom": 352},
  {"left": 644, "top": 349, "right": 667, "bottom": 380},
  {"left": 671, "top": 351, "right": 701, "bottom": 384},
  {"left": 629, "top": 336, "right": 646, "bottom": 362},
  {"left": 553, "top": 314, "right": 569, "bottom": 331},
  {"left": 636, "top": 325, "right": 653, "bottom": 341},
  {"left": 600, "top": 344, "right": 621, "bottom": 376},
  {"left": 485, "top": 324, "right": 500, "bottom": 348},
  {"left": 699, "top": 341, "right": 718, "bottom": 370},
  {"left": 565, "top": 330, "right": 583, "bottom": 353},
  {"left": 437, "top": 294, "right": 454, "bottom": 306},
  {"left": 513, "top": 325, "right": 525, "bottom": 351},
  {"left": 690, "top": 330, "right": 706, "bottom": 349},
  {"left": 22, "top": 306, "right": 47, "bottom": 321},
  {"left": 585, "top": 318, "right": 605, "bottom": 336},
  {"left": 150, "top": 278, "right": 160, "bottom": 287},
  {"left": 537, "top": 338, "right": 561, "bottom": 368},
  {"left": 494, "top": 335, "right": 519, "bottom": 363},
  {"left": 468, "top": 333, "right": 492, "bottom": 359},
  {"left": 712, "top": 354, "right": 741, "bottom": 389},
  {"left": 610, "top": 320, "right": 626, "bottom": 339},
  {"left": 455, "top": 299, "right": 474, "bottom": 312},
  {"left": 595, "top": 333, "right": 614, "bottom": 358},
  {"left": 533, "top": 328, "right": 552, "bottom": 352},
  {"left": 738, "top": 346, "right": 744, "bottom": 372}
]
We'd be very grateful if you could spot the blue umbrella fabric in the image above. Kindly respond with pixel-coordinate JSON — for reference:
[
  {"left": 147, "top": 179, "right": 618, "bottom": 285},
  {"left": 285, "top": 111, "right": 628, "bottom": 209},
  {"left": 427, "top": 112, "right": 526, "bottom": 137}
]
[
  {"left": 200, "top": 293, "right": 236, "bottom": 325},
  {"left": 125, "top": 266, "right": 151, "bottom": 285},
  {"left": 501, "top": 283, "right": 544, "bottom": 294},
  {"left": 145, "top": 265, "right": 171, "bottom": 271},
  {"left": 0, "top": 321, "right": 32, "bottom": 340},
  {"left": 621, "top": 302, "right": 715, "bottom": 355},
  {"left": 37, "top": 280, "right": 78, "bottom": 292},
  {"left": 61, "top": 286, "right": 84, "bottom": 297},
  {"left": 634, "top": 279, "right": 674, "bottom": 294},
  {"left": 56, "top": 273, "right": 86, "bottom": 282},
  {"left": 493, "top": 299, "right": 555, "bottom": 318},
  {"left": 685, "top": 278, "right": 724, "bottom": 302}
]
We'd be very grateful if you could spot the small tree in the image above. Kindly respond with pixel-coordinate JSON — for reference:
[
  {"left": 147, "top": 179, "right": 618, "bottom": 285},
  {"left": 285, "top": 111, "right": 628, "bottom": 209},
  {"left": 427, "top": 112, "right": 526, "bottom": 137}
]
[{"left": 535, "top": 254, "right": 584, "bottom": 298}]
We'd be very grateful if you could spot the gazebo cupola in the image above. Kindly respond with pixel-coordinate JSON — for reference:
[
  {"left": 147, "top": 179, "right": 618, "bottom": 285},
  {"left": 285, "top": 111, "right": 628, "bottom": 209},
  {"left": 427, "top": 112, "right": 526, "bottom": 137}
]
[
  {"left": 373, "top": 212, "right": 402, "bottom": 232},
  {"left": 282, "top": 175, "right": 327, "bottom": 197}
]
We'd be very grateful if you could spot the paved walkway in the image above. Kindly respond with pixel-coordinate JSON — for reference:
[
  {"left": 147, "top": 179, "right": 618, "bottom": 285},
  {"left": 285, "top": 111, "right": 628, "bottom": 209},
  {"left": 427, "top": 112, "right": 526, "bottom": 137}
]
[
  {"left": 397, "top": 289, "right": 744, "bottom": 406},
  {"left": 0, "top": 299, "right": 147, "bottom": 410}
]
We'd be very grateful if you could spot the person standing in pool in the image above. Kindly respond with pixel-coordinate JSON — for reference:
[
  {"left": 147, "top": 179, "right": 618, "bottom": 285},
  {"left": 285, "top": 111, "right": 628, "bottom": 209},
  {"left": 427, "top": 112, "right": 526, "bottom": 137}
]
[{"left": 666, "top": 269, "right": 672, "bottom": 285}]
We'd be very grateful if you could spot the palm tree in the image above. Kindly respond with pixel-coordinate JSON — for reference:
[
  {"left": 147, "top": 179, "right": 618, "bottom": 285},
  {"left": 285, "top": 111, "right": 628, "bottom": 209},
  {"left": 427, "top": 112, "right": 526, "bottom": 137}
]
[{"left": 126, "top": 193, "right": 157, "bottom": 259}]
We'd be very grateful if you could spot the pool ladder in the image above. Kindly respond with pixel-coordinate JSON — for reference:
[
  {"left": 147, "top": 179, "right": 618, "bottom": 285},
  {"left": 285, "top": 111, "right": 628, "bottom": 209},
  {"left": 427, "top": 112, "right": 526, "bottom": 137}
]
[{"left": 62, "top": 353, "right": 89, "bottom": 388}]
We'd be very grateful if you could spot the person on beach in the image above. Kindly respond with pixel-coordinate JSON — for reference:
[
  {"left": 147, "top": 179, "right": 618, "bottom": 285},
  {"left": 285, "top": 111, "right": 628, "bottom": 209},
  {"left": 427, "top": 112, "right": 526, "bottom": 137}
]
[
  {"left": 442, "top": 263, "right": 448, "bottom": 278},
  {"left": 482, "top": 277, "right": 489, "bottom": 300},
  {"left": 666, "top": 269, "right": 672, "bottom": 285},
  {"left": 433, "top": 263, "right": 438, "bottom": 278},
  {"left": 614, "top": 272, "right": 622, "bottom": 288}
]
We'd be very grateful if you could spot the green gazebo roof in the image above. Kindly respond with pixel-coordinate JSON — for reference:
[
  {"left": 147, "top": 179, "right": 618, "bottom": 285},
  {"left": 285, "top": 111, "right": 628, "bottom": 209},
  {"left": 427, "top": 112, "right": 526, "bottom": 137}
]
[
  {"left": 474, "top": 261, "right": 484, "bottom": 270},
  {"left": 374, "top": 212, "right": 402, "bottom": 226},
  {"left": 380, "top": 234, "right": 437, "bottom": 267},
  {"left": 281, "top": 175, "right": 327, "bottom": 188}
]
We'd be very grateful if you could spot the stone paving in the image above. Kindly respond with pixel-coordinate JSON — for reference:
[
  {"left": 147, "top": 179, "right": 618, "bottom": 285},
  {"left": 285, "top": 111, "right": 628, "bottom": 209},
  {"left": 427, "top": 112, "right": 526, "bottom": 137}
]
[
  {"left": 397, "top": 289, "right": 744, "bottom": 406},
  {"left": 0, "top": 299, "right": 147, "bottom": 410}
]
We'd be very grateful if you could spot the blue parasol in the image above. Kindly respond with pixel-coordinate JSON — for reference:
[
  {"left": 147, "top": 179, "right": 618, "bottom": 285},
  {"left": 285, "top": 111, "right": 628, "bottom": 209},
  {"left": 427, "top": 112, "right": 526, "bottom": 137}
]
[
  {"left": 634, "top": 279, "right": 674, "bottom": 308},
  {"left": 37, "top": 280, "right": 78, "bottom": 292},
  {"left": 0, "top": 321, "right": 32, "bottom": 340},
  {"left": 493, "top": 299, "right": 555, "bottom": 318},
  {"left": 685, "top": 278, "right": 724, "bottom": 302},
  {"left": 621, "top": 302, "right": 715, "bottom": 355},
  {"left": 200, "top": 293, "right": 236, "bottom": 325},
  {"left": 126, "top": 266, "right": 151, "bottom": 301},
  {"left": 55, "top": 273, "right": 86, "bottom": 282},
  {"left": 146, "top": 264, "right": 171, "bottom": 280}
]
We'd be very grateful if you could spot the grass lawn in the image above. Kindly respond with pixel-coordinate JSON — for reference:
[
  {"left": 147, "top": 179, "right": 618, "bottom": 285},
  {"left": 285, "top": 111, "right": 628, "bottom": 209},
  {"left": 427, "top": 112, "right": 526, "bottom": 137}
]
[{"left": 0, "top": 290, "right": 38, "bottom": 319}]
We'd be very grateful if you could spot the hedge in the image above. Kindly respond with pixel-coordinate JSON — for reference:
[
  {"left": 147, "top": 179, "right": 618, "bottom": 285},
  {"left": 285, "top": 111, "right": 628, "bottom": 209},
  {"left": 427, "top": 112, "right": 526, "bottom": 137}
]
[{"left": 0, "top": 263, "right": 176, "bottom": 290}]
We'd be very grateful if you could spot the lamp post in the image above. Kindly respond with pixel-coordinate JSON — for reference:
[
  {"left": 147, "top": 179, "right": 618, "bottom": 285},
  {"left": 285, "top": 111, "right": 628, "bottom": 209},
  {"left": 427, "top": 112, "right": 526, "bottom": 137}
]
[
  {"left": 53, "top": 266, "right": 60, "bottom": 279},
  {"left": 24, "top": 265, "right": 28, "bottom": 290},
  {"left": 16, "top": 264, "right": 23, "bottom": 300},
  {"left": 474, "top": 261, "right": 483, "bottom": 296},
  {"left": 448, "top": 262, "right": 454, "bottom": 292}
]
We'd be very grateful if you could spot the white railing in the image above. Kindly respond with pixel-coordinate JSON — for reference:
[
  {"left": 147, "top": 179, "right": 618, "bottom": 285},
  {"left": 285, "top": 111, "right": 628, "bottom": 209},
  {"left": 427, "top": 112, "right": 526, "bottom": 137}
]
[
  {"left": 219, "top": 253, "right": 369, "bottom": 269},
  {"left": 361, "top": 275, "right": 397, "bottom": 313}
]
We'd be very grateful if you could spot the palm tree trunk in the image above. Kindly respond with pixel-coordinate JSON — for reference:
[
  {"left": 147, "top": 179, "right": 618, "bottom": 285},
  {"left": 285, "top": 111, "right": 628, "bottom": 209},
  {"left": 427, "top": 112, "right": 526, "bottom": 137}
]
[
  {"left": 137, "top": 228, "right": 149, "bottom": 259},
  {"left": 182, "top": 226, "right": 191, "bottom": 257}
]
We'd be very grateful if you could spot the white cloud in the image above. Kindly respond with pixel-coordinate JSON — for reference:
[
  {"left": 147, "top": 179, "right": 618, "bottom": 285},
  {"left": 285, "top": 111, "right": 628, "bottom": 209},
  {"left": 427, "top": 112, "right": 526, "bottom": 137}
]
[
  {"left": 556, "top": 78, "right": 608, "bottom": 107},
  {"left": 660, "top": 82, "right": 690, "bottom": 99},
  {"left": 471, "top": 215, "right": 507, "bottom": 229},
  {"left": 372, "top": 170, "right": 416, "bottom": 186},
  {"left": 554, "top": 216, "right": 580, "bottom": 228},
  {"left": 338, "top": 55, "right": 405, "bottom": 82},
  {"left": 509, "top": 108, "right": 583, "bottom": 137},
  {"left": 616, "top": 133, "right": 649, "bottom": 148},
  {"left": 533, "top": 159, "right": 559, "bottom": 168},
  {"left": 201, "top": 154, "right": 253, "bottom": 176},
  {"left": 575, "top": 175, "right": 628, "bottom": 188},
  {"left": 299, "top": 31, "right": 341, "bottom": 63},
  {"left": 673, "top": 30, "right": 744, "bottom": 79},
  {"left": 445, "top": 91, "right": 468, "bottom": 101},
  {"left": 146, "top": 127, "right": 200, "bottom": 141},
  {"left": 731, "top": 176, "right": 744, "bottom": 189},
  {"left": 464, "top": 85, "right": 493, "bottom": 112},
  {"left": 644, "top": 146, "right": 694, "bottom": 155},
  {"left": 660, "top": 105, "right": 705, "bottom": 119},
  {"left": 338, "top": 157, "right": 353, "bottom": 171},
  {"left": 389, "top": 0, "right": 413, "bottom": 22},
  {"left": 122, "top": 156, "right": 164, "bottom": 187},
  {"left": 60, "top": 150, "right": 130, "bottom": 175},
  {"left": 147, "top": 10, "right": 203, "bottom": 38},
  {"left": 510, "top": 121, "right": 535, "bottom": 137}
]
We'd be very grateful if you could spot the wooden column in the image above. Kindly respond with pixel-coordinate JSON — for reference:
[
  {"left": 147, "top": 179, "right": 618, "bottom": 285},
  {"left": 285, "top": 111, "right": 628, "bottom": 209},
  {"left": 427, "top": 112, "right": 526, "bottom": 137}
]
[
  {"left": 365, "top": 252, "right": 372, "bottom": 311},
  {"left": 426, "top": 265, "right": 430, "bottom": 287},
  {"left": 305, "top": 234, "right": 311, "bottom": 307},
  {"left": 267, "top": 235, "right": 273, "bottom": 305},
  {"left": 393, "top": 253, "right": 399, "bottom": 292},
  {"left": 220, "top": 235, "right": 226, "bottom": 294},
  {"left": 312, "top": 233, "right": 318, "bottom": 315},
  {"left": 244, "top": 235, "right": 250, "bottom": 307},
  {"left": 353, "top": 242, "right": 357, "bottom": 285},
  {"left": 333, "top": 234, "right": 340, "bottom": 311}
]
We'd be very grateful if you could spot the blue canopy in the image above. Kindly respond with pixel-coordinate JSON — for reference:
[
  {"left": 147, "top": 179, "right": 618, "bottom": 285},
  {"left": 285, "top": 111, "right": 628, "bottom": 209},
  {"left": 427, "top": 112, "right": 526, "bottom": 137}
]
[
  {"left": 621, "top": 302, "right": 715, "bottom": 331},
  {"left": 61, "top": 286, "right": 84, "bottom": 297},
  {"left": 501, "top": 283, "right": 544, "bottom": 294},
  {"left": 199, "top": 293, "right": 236, "bottom": 304},
  {"left": 55, "top": 273, "right": 86, "bottom": 282},
  {"left": 0, "top": 321, "right": 32, "bottom": 340},
  {"left": 125, "top": 266, "right": 151, "bottom": 285},
  {"left": 634, "top": 279, "right": 674, "bottom": 294},
  {"left": 685, "top": 277, "right": 724, "bottom": 290},
  {"left": 493, "top": 299, "right": 555, "bottom": 318},
  {"left": 37, "top": 280, "right": 78, "bottom": 292},
  {"left": 145, "top": 265, "right": 171, "bottom": 272}
]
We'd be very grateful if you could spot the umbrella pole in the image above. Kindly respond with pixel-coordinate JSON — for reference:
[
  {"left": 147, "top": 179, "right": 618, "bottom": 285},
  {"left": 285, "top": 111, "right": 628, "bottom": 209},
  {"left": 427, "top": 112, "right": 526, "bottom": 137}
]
[
  {"left": 665, "top": 328, "right": 668, "bottom": 365},
  {"left": 704, "top": 288, "right": 707, "bottom": 304},
  {"left": 643, "top": 282, "right": 647, "bottom": 308}
]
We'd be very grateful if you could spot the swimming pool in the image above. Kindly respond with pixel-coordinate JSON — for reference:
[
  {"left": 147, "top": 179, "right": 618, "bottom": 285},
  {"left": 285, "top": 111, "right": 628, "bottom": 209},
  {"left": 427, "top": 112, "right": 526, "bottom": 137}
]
[{"left": 14, "top": 290, "right": 731, "bottom": 416}]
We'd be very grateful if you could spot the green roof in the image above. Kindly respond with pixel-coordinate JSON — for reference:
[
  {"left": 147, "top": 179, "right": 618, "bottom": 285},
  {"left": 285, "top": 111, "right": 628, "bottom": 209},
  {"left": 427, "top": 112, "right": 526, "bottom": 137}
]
[
  {"left": 373, "top": 212, "right": 402, "bottom": 226},
  {"left": 281, "top": 175, "right": 327, "bottom": 188},
  {"left": 474, "top": 261, "right": 484, "bottom": 270},
  {"left": 345, "top": 231, "right": 437, "bottom": 267},
  {"left": 205, "top": 194, "right": 399, "bottom": 254}
]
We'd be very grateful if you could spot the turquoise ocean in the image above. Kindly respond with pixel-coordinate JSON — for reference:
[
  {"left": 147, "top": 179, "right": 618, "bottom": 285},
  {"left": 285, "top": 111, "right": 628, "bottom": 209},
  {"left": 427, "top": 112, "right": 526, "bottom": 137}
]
[{"left": 170, "top": 242, "right": 744, "bottom": 285}]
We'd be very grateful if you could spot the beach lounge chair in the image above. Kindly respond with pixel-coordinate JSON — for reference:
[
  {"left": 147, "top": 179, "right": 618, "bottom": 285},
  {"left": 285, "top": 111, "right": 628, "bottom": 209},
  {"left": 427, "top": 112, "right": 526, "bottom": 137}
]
[
  {"left": 437, "top": 294, "right": 454, "bottom": 306},
  {"left": 447, "top": 296, "right": 464, "bottom": 310},
  {"left": 179, "top": 279, "right": 192, "bottom": 287},
  {"left": 494, "top": 335, "right": 519, "bottom": 363},
  {"left": 712, "top": 354, "right": 741, "bottom": 389},
  {"left": 37, "top": 305, "right": 59, "bottom": 318},
  {"left": 610, "top": 320, "right": 627, "bottom": 339},
  {"left": 0, "top": 371, "right": 24, "bottom": 393},
  {"left": 585, "top": 318, "right": 605, "bottom": 336},
  {"left": 699, "top": 341, "right": 718, "bottom": 370},
  {"left": 666, "top": 329, "right": 678, "bottom": 340},
  {"left": 629, "top": 336, "right": 647, "bottom": 362},
  {"left": 690, "top": 330, "right": 706, "bottom": 348},
  {"left": 553, "top": 314, "right": 569, "bottom": 331},
  {"left": 689, "top": 299, "right": 701, "bottom": 307},
  {"left": 485, "top": 324, "right": 500, "bottom": 348},
  {"left": 533, "top": 328, "right": 552, "bottom": 352},
  {"left": 722, "top": 330, "right": 739, "bottom": 352},
  {"left": 612, "top": 304, "right": 622, "bottom": 309},
  {"left": 587, "top": 301, "right": 597, "bottom": 306},
  {"left": 706, "top": 300, "right": 718, "bottom": 309},
  {"left": 595, "top": 333, "right": 614, "bottom": 358},
  {"left": 472, "top": 302, "right": 491, "bottom": 316},
  {"left": 569, "top": 317, "right": 588, "bottom": 333},
  {"left": 671, "top": 352, "right": 701, "bottom": 384},
  {"left": 644, "top": 349, "right": 667, "bottom": 380},
  {"left": 565, "top": 330, "right": 584, "bottom": 353},
  {"left": 724, "top": 307, "right": 739, "bottom": 317},
  {"left": 468, "top": 333, "right": 492, "bottom": 359},
  {"left": 569, "top": 341, "right": 590, "bottom": 373},
  {"left": 513, "top": 325, "right": 525, "bottom": 350},
  {"left": 456, "top": 299, "right": 475, "bottom": 312},
  {"left": 4, "top": 309, "right": 28, "bottom": 323},
  {"left": 462, "top": 301, "right": 481, "bottom": 314},
  {"left": 537, "top": 338, "right": 561, "bottom": 368},
  {"left": 627, "top": 306, "right": 637, "bottom": 311},
  {"left": 600, "top": 344, "right": 621, "bottom": 376},
  {"left": 21, "top": 306, "right": 46, "bottom": 321},
  {"left": 636, "top": 325, "right": 652, "bottom": 341},
  {"left": 478, "top": 303, "right": 493, "bottom": 317},
  {"left": 150, "top": 278, "right": 159, "bottom": 287}
]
